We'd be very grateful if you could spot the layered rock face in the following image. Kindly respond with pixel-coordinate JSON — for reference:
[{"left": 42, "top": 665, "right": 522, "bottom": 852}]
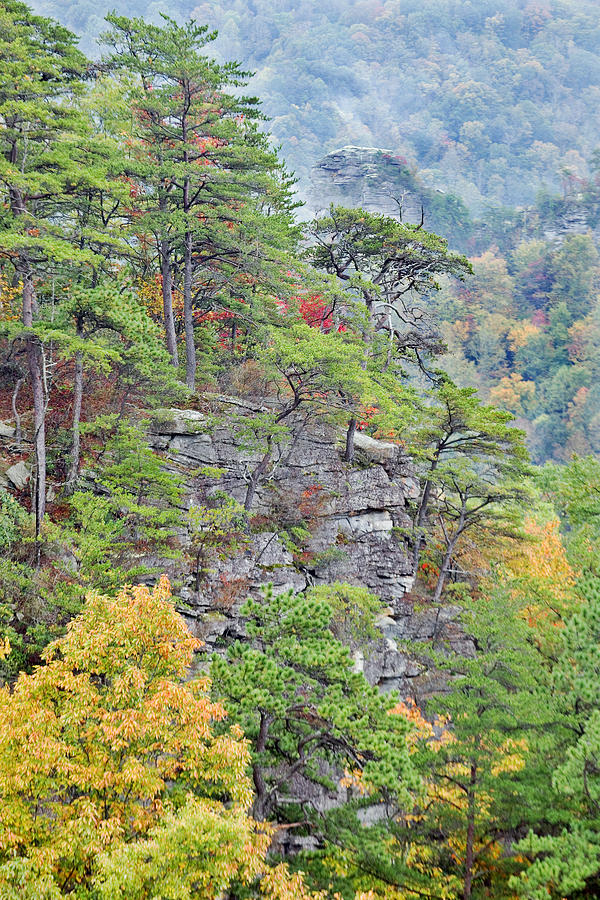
[
  {"left": 150, "top": 401, "right": 472, "bottom": 698},
  {"left": 310, "top": 146, "right": 425, "bottom": 222}
]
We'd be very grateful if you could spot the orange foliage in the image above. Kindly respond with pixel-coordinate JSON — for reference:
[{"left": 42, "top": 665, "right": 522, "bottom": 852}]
[{"left": 506, "top": 516, "right": 577, "bottom": 645}]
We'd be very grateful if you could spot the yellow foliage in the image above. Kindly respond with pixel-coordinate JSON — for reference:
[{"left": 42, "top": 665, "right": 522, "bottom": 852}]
[
  {"left": 0, "top": 578, "right": 248, "bottom": 888},
  {"left": 506, "top": 516, "right": 577, "bottom": 643},
  {"left": 489, "top": 372, "right": 535, "bottom": 414},
  {"left": 136, "top": 276, "right": 183, "bottom": 319},
  {"left": 260, "top": 864, "right": 338, "bottom": 899},
  {"left": 390, "top": 698, "right": 434, "bottom": 747},
  {"left": 0, "top": 576, "right": 328, "bottom": 899},
  {"left": 490, "top": 737, "right": 528, "bottom": 775},
  {"left": 507, "top": 321, "right": 540, "bottom": 352},
  {"left": 0, "top": 274, "right": 21, "bottom": 322}
]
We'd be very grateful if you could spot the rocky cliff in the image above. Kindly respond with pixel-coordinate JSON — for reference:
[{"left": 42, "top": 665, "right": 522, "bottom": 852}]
[
  {"left": 149, "top": 399, "right": 472, "bottom": 699},
  {"left": 310, "top": 146, "right": 425, "bottom": 222}
]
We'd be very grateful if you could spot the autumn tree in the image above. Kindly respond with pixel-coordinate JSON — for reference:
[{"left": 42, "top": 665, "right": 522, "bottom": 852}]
[
  {"left": 103, "top": 13, "right": 298, "bottom": 389},
  {"left": 0, "top": 577, "right": 261, "bottom": 895}
]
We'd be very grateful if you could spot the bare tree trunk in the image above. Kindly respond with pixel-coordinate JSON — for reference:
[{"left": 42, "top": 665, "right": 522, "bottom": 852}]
[
  {"left": 23, "top": 277, "right": 46, "bottom": 539},
  {"left": 344, "top": 416, "right": 357, "bottom": 462},
  {"left": 463, "top": 763, "right": 477, "bottom": 900},
  {"left": 412, "top": 450, "right": 441, "bottom": 571},
  {"left": 244, "top": 441, "right": 273, "bottom": 512},
  {"left": 65, "top": 347, "right": 83, "bottom": 495},
  {"left": 160, "top": 235, "right": 179, "bottom": 367},
  {"left": 243, "top": 401, "right": 301, "bottom": 512},
  {"left": 11, "top": 375, "right": 23, "bottom": 447},
  {"left": 183, "top": 226, "right": 195, "bottom": 390},
  {"left": 252, "top": 711, "right": 272, "bottom": 821},
  {"left": 432, "top": 537, "right": 457, "bottom": 603},
  {"left": 182, "top": 103, "right": 195, "bottom": 390}
]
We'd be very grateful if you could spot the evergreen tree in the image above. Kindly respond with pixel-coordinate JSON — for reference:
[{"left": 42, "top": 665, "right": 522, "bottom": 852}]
[
  {"left": 305, "top": 207, "right": 470, "bottom": 459},
  {"left": 513, "top": 577, "right": 600, "bottom": 900},
  {"left": 0, "top": 2, "right": 130, "bottom": 532},
  {"left": 410, "top": 379, "right": 531, "bottom": 599},
  {"left": 211, "top": 583, "right": 421, "bottom": 823},
  {"left": 102, "top": 13, "right": 298, "bottom": 389}
]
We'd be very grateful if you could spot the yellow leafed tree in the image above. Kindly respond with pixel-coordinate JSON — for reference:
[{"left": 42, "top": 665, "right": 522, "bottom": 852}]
[{"left": 0, "top": 577, "right": 324, "bottom": 899}]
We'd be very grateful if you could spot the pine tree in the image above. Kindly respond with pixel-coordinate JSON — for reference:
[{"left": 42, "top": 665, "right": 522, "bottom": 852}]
[
  {"left": 305, "top": 207, "right": 471, "bottom": 459},
  {"left": 410, "top": 378, "right": 531, "bottom": 599},
  {"left": 410, "top": 582, "right": 559, "bottom": 900},
  {"left": 102, "top": 13, "right": 299, "bottom": 389},
  {"left": 211, "top": 583, "right": 420, "bottom": 824},
  {"left": 0, "top": 2, "right": 130, "bottom": 533},
  {"left": 513, "top": 577, "right": 600, "bottom": 900}
]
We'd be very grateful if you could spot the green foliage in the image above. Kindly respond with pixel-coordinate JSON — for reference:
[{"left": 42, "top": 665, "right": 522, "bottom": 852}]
[
  {"left": 211, "top": 583, "right": 420, "bottom": 823},
  {"left": 410, "top": 378, "right": 531, "bottom": 599},
  {"left": 305, "top": 206, "right": 470, "bottom": 336},
  {"left": 1, "top": 5, "right": 599, "bottom": 899},
  {"left": 538, "top": 455, "right": 600, "bottom": 576},
  {"left": 396, "top": 581, "right": 562, "bottom": 900},
  {"left": 512, "top": 578, "right": 600, "bottom": 900},
  {"left": 305, "top": 582, "right": 383, "bottom": 649},
  {"left": 101, "top": 11, "right": 300, "bottom": 387},
  {"left": 187, "top": 493, "right": 247, "bottom": 589},
  {"left": 67, "top": 420, "right": 182, "bottom": 588},
  {"left": 0, "top": 490, "right": 29, "bottom": 552}
]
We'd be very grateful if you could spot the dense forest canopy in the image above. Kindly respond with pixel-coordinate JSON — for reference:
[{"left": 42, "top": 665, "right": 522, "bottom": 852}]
[{"left": 28, "top": 0, "right": 600, "bottom": 209}]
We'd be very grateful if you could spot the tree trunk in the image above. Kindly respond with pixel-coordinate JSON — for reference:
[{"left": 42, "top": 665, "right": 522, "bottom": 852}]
[
  {"left": 412, "top": 478, "right": 434, "bottom": 571},
  {"left": 432, "top": 537, "right": 458, "bottom": 603},
  {"left": 463, "top": 762, "right": 477, "bottom": 900},
  {"left": 412, "top": 450, "right": 441, "bottom": 571},
  {"left": 244, "top": 440, "right": 273, "bottom": 512},
  {"left": 252, "top": 711, "right": 271, "bottom": 821},
  {"left": 65, "top": 346, "right": 83, "bottom": 495},
  {"left": 344, "top": 416, "right": 357, "bottom": 462},
  {"left": 182, "top": 103, "right": 195, "bottom": 390},
  {"left": 23, "top": 277, "right": 46, "bottom": 539},
  {"left": 433, "top": 504, "right": 466, "bottom": 602},
  {"left": 160, "top": 235, "right": 179, "bottom": 367},
  {"left": 11, "top": 375, "right": 23, "bottom": 447},
  {"left": 244, "top": 401, "right": 301, "bottom": 512},
  {"left": 183, "top": 227, "right": 195, "bottom": 391}
]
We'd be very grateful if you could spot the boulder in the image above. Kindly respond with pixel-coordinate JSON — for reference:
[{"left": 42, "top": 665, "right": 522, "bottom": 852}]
[{"left": 6, "top": 460, "right": 30, "bottom": 490}]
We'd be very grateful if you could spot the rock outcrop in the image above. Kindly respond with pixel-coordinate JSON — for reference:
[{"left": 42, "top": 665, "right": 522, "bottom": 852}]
[
  {"left": 310, "top": 146, "right": 425, "bottom": 222},
  {"left": 149, "top": 400, "right": 473, "bottom": 699}
]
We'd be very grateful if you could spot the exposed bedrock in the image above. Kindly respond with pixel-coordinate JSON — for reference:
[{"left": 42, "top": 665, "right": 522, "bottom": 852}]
[{"left": 149, "top": 400, "right": 473, "bottom": 699}]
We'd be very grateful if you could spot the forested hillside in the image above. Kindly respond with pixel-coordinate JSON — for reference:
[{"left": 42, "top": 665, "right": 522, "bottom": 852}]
[
  {"left": 28, "top": 0, "right": 600, "bottom": 209},
  {"left": 436, "top": 187, "right": 600, "bottom": 462},
  {"left": 1, "top": 1, "right": 600, "bottom": 899}
]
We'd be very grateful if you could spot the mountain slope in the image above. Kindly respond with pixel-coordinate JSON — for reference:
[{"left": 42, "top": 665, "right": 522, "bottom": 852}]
[{"left": 28, "top": 0, "right": 600, "bottom": 208}]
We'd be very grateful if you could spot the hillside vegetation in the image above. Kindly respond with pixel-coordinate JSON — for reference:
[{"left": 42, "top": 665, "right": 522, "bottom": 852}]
[{"left": 1, "top": 2, "right": 600, "bottom": 899}]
